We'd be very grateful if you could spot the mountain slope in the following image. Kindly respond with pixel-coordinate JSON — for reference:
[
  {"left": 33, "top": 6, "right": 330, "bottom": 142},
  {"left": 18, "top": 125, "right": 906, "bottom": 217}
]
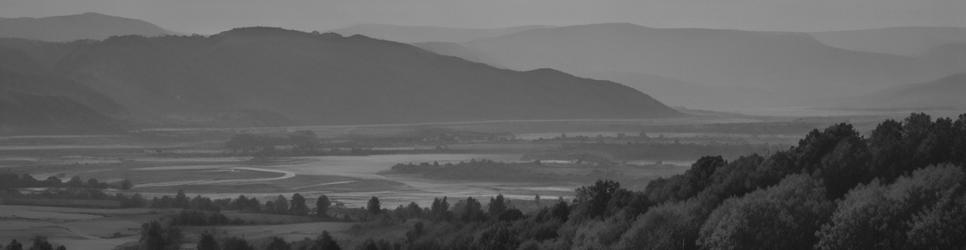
[
  {"left": 578, "top": 71, "right": 781, "bottom": 109},
  {"left": 810, "top": 27, "right": 966, "bottom": 57},
  {"left": 414, "top": 42, "right": 492, "bottom": 64},
  {"left": 0, "top": 12, "right": 172, "bottom": 42},
  {"left": 1, "top": 27, "right": 678, "bottom": 126},
  {"left": 0, "top": 45, "right": 121, "bottom": 133},
  {"left": 332, "top": 24, "right": 548, "bottom": 43},
  {"left": 420, "top": 23, "right": 960, "bottom": 109},
  {"left": 838, "top": 73, "right": 966, "bottom": 110},
  {"left": 922, "top": 43, "right": 966, "bottom": 72}
]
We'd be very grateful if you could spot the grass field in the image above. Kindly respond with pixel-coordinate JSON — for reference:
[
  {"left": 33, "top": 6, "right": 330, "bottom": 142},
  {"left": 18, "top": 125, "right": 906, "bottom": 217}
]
[{"left": 0, "top": 205, "right": 161, "bottom": 249}]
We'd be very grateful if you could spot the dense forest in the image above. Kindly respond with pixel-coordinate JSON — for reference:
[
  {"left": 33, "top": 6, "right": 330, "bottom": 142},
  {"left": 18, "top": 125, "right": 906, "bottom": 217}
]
[{"left": 154, "top": 113, "right": 966, "bottom": 250}]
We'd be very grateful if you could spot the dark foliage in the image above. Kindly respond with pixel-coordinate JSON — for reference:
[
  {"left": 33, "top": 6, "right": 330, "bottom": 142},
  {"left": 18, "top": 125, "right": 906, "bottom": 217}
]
[
  {"left": 221, "top": 237, "right": 255, "bottom": 250},
  {"left": 367, "top": 197, "right": 381, "bottom": 215},
  {"left": 196, "top": 232, "right": 218, "bottom": 250},
  {"left": 309, "top": 231, "right": 342, "bottom": 250},
  {"left": 5, "top": 239, "right": 21, "bottom": 250},
  {"left": 139, "top": 220, "right": 181, "bottom": 250},
  {"left": 265, "top": 237, "right": 291, "bottom": 250},
  {"left": 317, "top": 195, "right": 332, "bottom": 217}
]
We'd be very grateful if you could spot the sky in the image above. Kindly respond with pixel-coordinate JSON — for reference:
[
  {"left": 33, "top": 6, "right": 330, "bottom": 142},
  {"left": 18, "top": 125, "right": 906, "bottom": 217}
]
[{"left": 1, "top": 0, "right": 965, "bottom": 34}]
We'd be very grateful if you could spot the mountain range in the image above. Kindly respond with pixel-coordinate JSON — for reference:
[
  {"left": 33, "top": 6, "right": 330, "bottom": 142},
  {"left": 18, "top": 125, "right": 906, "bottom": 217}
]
[
  {"left": 4, "top": 12, "right": 966, "bottom": 132},
  {"left": 836, "top": 73, "right": 966, "bottom": 111},
  {"left": 0, "top": 12, "right": 173, "bottom": 42},
  {"left": 332, "top": 24, "right": 549, "bottom": 43},
  {"left": 0, "top": 26, "right": 678, "bottom": 133},
  {"left": 407, "top": 23, "right": 965, "bottom": 109},
  {"left": 810, "top": 27, "right": 966, "bottom": 57}
]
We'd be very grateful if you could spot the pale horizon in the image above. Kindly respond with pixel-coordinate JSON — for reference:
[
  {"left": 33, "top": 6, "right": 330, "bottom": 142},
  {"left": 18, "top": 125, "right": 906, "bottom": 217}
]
[{"left": 2, "top": 0, "right": 965, "bottom": 34}]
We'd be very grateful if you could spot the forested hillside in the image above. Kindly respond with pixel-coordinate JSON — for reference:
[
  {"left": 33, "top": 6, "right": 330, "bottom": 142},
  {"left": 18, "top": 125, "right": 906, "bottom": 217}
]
[{"left": 302, "top": 113, "right": 966, "bottom": 250}]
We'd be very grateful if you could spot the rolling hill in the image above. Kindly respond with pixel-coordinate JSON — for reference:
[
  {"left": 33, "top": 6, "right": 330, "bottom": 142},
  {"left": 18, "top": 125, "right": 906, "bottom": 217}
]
[
  {"left": 0, "top": 27, "right": 679, "bottom": 130},
  {"left": 0, "top": 12, "right": 173, "bottom": 42}
]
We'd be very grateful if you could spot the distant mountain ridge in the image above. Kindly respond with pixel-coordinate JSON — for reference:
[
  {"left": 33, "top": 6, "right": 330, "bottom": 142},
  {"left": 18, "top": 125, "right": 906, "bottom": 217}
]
[
  {"left": 810, "top": 27, "right": 966, "bottom": 56},
  {"left": 413, "top": 23, "right": 960, "bottom": 109},
  {"left": 0, "top": 26, "right": 678, "bottom": 132},
  {"left": 837, "top": 73, "right": 966, "bottom": 110},
  {"left": 332, "top": 24, "right": 550, "bottom": 43},
  {"left": 0, "top": 12, "right": 173, "bottom": 42}
]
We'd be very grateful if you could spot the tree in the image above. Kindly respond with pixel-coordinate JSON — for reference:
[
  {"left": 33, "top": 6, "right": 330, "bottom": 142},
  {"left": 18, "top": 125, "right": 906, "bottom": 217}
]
[
  {"left": 86, "top": 178, "right": 101, "bottom": 188},
  {"left": 274, "top": 195, "right": 289, "bottom": 214},
  {"left": 316, "top": 195, "right": 331, "bottom": 217},
  {"left": 816, "top": 165, "right": 966, "bottom": 250},
  {"left": 356, "top": 238, "right": 394, "bottom": 250},
  {"left": 430, "top": 197, "right": 450, "bottom": 221},
  {"left": 358, "top": 239, "right": 377, "bottom": 250},
  {"left": 6, "top": 239, "right": 22, "bottom": 250},
  {"left": 119, "top": 179, "right": 134, "bottom": 190},
  {"left": 66, "top": 176, "right": 83, "bottom": 187},
  {"left": 458, "top": 197, "right": 486, "bottom": 222},
  {"left": 488, "top": 194, "right": 507, "bottom": 217},
  {"left": 290, "top": 193, "right": 309, "bottom": 215},
  {"left": 575, "top": 180, "right": 622, "bottom": 219},
  {"left": 196, "top": 232, "right": 219, "bottom": 250},
  {"left": 698, "top": 175, "right": 833, "bottom": 250},
  {"left": 406, "top": 222, "right": 424, "bottom": 244},
  {"left": 221, "top": 237, "right": 254, "bottom": 250},
  {"left": 616, "top": 197, "right": 707, "bottom": 250},
  {"left": 266, "top": 237, "right": 291, "bottom": 250},
  {"left": 476, "top": 223, "right": 519, "bottom": 250},
  {"left": 139, "top": 220, "right": 181, "bottom": 250},
  {"left": 498, "top": 209, "right": 524, "bottom": 221},
  {"left": 367, "top": 197, "right": 381, "bottom": 215},
  {"left": 404, "top": 202, "right": 423, "bottom": 218},
  {"left": 551, "top": 199, "right": 570, "bottom": 221},
  {"left": 174, "top": 190, "right": 189, "bottom": 209},
  {"left": 226, "top": 133, "right": 263, "bottom": 154},
  {"left": 810, "top": 125, "right": 870, "bottom": 197},
  {"left": 905, "top": 185, "right": 966, "bottom": 249},
  {"left": 266, "top": 201, "right": 276, "bottom": 212},
  {"left": 37, "top": 175, "right": 59, "bottom": 187},
  {"left": 867, "top": 119, "right": 906, "bottom": 180},
  {"left": 952, "top": 114, "right": 966, "bottom": 165},
  {"left": 29, "top": 236, "right": 54, "bottom": 250},
  {"left": 290, "top": 130, "right": 321, "bottom": 153},
  {"left": 310, "top": 231, "right": 341, "bottom": 250}
]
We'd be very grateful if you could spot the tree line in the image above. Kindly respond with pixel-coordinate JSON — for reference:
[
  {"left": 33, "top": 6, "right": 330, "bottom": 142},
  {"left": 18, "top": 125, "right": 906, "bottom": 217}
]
[
  {"left": 1, "top": 237, "right": 66, "bottom": 250},
  {"left": 0, "top": 173, "right": 132, "bottom": 190},
  {"left": 147, "top": 191, "right": 337, "bottom": 218},
  {"left": 139, "top": 219, "right": 343, "bottom": 250}
]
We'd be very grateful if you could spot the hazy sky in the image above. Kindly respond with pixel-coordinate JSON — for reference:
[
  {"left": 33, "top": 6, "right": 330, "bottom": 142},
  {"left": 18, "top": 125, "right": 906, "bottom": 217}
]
[{"left": 2, "top": 0, "right": 965, "bottom": 34}]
